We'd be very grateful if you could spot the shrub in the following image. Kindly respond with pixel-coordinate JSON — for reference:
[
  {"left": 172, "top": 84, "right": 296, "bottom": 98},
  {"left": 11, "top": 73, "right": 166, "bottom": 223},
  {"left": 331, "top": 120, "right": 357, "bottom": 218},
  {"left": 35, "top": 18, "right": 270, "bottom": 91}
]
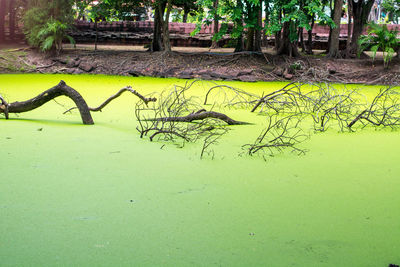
[
  {"left": 23, "top": 0, "right": 75, "bottom": 54},
  {"left": 358, "top": 23, "right": 400, "bottom": 68},
  {"left": 37, "top": 19, "right": 75, "bottom": 54}
]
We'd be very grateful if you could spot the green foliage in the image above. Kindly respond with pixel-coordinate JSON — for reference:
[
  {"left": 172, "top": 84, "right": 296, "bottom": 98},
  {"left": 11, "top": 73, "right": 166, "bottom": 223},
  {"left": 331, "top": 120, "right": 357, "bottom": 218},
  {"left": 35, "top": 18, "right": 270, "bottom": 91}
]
[
  {"left": 37, "top": 19, "right": 75, "bottom": 53},
  {"left": 266, "top": 0, "right": 333, "bottom": 43},
  {"left": 23, "top": 0, "right": 75, "bottom": 54},
  {"left": 23, "top": 7, "right": 49, "bottom": 48},
  {"left": 358, "top": 23, "right": 399, "bottom": 68},
  {"left": 381, "top": 0, "right": 400, "bottom": 23}
]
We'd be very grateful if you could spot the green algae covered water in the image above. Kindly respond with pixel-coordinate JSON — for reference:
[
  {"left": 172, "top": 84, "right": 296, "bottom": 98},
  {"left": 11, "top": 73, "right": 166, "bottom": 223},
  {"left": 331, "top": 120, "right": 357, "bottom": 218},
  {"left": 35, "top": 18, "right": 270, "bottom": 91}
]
[{"left": 0, "top": 74, "right": 399, "bottom": 266}]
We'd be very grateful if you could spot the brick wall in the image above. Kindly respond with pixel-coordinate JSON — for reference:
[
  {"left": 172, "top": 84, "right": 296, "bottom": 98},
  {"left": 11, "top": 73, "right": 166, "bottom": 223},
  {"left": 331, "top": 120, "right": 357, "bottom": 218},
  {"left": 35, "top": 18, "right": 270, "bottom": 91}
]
[{"left": 74, "top": 20, "right": 400, "bottom": 36}]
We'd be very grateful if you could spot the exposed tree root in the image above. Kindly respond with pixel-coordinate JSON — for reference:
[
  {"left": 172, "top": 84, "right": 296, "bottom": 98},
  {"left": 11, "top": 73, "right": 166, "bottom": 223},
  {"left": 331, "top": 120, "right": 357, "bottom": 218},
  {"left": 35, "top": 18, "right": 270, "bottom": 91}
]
[
  {"left": 148, "top": 109, "right": 249, "bottom": 125},
  {"left": 0, "top": 80, "right": 94, "bottom": 125}
]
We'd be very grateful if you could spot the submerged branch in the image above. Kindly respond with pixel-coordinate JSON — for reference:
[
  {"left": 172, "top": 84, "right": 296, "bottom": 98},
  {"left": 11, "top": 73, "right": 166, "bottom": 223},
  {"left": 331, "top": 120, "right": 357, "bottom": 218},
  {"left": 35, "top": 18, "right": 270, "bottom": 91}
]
[{"left": 148, "top": 110, "right": 249, "bottom": 125}]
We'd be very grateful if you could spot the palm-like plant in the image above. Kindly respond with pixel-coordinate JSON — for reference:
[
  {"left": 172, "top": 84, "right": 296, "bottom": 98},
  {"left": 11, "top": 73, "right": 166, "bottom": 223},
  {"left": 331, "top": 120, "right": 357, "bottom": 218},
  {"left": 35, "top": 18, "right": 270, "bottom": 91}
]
[
  {"left": 37, "top": 19, "right": 75, "bottom": 54},
  {"left": 358, "top": 23, "right": 399, "bottom": 68}
]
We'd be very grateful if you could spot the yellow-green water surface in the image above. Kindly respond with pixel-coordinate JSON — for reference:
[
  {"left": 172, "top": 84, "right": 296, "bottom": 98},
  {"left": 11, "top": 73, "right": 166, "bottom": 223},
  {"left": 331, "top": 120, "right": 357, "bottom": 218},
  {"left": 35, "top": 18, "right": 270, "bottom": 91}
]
[{"left": 0, "top": 74, "right": 399, "bottom": 266}]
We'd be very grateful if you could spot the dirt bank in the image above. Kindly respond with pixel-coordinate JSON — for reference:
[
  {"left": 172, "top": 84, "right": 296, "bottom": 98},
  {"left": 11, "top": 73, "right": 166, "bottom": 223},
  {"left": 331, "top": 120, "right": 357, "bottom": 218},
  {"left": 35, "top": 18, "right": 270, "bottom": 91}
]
[{"left": 1, "top": 45, "right": 399, "bottom": 85}]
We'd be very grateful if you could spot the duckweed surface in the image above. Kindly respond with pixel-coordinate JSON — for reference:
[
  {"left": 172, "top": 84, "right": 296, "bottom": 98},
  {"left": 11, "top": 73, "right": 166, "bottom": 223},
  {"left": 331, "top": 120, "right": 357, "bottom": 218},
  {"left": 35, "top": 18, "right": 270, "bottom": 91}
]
[{"left": 0, "top": 74, "right": 399, "bottom": 266}]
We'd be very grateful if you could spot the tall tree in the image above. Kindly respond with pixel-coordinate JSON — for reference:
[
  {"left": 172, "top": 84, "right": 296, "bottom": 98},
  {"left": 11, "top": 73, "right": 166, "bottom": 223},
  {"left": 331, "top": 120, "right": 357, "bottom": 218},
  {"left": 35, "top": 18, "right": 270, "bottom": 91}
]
[
  {"left": 161, "top": 0, "right": 172, "bottom": 51},
  {"left": 349, "top": 0, "right": 374, "bottom": 55},
  {"left": 266, "top": 0, "right": 332, "bottom": 56},
  {"left": 327, "top": 0, "right": 344, "bottom": 57},
  {"left": 254, "top": 1, "right": 262, "bottom": 51},
  {"left": 211, "top": 0, "right": 219, "bottom": 49},
  {"left": 345, "top": 0, "right": 352, "bottom": 57},
  {"left": 152, "top": 1, "right": 164, "bottom": 51}
]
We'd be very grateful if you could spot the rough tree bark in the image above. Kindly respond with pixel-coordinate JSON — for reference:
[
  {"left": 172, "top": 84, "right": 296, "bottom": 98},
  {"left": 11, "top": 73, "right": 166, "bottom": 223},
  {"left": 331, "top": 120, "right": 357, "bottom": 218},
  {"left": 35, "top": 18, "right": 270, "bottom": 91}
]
[
  {"left": 345, "top": 0, "right": 353, "bottom": 57},
  {"left": 161, "top": 0, "right": 172, "bottom": 52},
  {"left": 152, "top": 1, "right": 165, "bottom": 51},
  {"left": 327, "top": 0, "right": 344, "bottom": 58},
  {"left": 349, "top": 0, "right": 374, "bottom": 55},
  {"left": 0, "top": 81, "right": 94, "bottom": 125},
  {"left": 211, "top": 0, "right": 219, "bottom": 49},
  {"left": 246, "top": 28, "right": 255, "bottom": 51}
]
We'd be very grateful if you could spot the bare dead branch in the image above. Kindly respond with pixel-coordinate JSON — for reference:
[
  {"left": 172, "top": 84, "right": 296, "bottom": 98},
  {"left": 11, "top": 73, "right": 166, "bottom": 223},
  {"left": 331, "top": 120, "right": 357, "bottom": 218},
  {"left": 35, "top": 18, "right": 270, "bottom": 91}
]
[
  {"left": 348, "top": 86, "right": 400, "bottom": 129},
  {"left": 203, "top": 83, "right": 259, "bottom": 108},
  {"left": 64, "top": 86, "right": 156, "bottom": 114},
  {"left": 251, "top": 81, "right": 307, "bottom": 113},
  {"left": 243, "top": 114, "right": 309, "bottom": 157}
]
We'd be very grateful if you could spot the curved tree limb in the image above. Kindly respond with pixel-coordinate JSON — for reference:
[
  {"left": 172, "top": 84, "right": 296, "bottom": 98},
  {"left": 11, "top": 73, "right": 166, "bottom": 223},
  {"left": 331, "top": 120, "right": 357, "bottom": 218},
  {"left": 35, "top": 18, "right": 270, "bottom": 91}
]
[
  {"left": 0, "top": 80, "right": 94, "bottom": 125},
  {"left": 64, "top": 86, "right": 156, "bottom": 114},
  {"left": 90, "top": 86, "right": 157, "bottom": 111},
  {"left": 148, "top": 110, "right": 249, "bottom": 125}
]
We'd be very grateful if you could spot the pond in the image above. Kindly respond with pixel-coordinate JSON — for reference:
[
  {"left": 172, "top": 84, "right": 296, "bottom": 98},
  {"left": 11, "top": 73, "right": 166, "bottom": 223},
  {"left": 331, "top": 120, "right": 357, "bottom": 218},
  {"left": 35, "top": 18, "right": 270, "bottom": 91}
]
[{"left": 0, "top": 74, "right": 399, "bottom": 266}]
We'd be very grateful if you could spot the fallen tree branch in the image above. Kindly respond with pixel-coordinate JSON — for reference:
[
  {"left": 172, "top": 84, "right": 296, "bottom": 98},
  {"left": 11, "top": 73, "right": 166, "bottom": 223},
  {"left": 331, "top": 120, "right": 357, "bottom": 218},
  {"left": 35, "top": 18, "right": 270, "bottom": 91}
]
[
  {"left": 64, "top": 86, "right": 156, "bottom": 114},
  {"left": 0, "top": 94, "right": 9, "bottom": 119},
  {"left": 251, "top": 81, "right": 302, "bottom": 113},
  {"left": 91, "top": 86, "right": 157, "bottom": 111},
  {"left": 0, "top": 80, "right": 94, "bottom": 124},
  {"left": 148, "top": 110, "right": 249, "bottom": 125},
  {"left": 348, "top": 86, "right": 400, "bottom": 129}
]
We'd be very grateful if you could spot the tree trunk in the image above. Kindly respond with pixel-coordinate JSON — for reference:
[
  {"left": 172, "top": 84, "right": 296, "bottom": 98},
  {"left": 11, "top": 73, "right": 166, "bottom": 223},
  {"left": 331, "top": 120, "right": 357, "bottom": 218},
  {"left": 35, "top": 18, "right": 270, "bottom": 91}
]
[
  {"left": 235, "top": 33, "right": 244, "bottom": 52},
  {"left": 299, "top": 27, "right": 306, "bottom": 52},
  {"left": 211, "top": 0, "right": 219, "bottom": 49},
  {"left": 151, "top": 2, "right": 165, "bottom": 52},
  {"left": 182, "top": 5, "right": 189, "bottom": 23},
  {"left": 94, "top": 19, "right": 98, "bottom": 51},
  {"left": 246, "top": 27, "right": 255, "bottom": 51},
  {"left": 254, "top": 3, "right": 262, "bottom": 52},
  {"left": 0, "top": 0, "right": 6, "bottom": 42},
  {"left": 274, "top": 10, "right": 282, "bottom": 51},
  {"left": 349, "top": 0, "right": 374, "bottom": 55},
  {"left": 1, "top": 81, "right": 94, "bottom": 125},
  {"left": 345, "top": 0, "right": 353, "bottom": 57},
  {"left": 327, "top": 0, "right": 344, "bottom": 58},
  {"left": 263, "top": 1, "right": 269, "bottom": 47},
  {"left": 8, "top": 0, "right": 15, "bottom": 41},
  {"left": 234, "top": 0, "right": 244, "bottom": 52},
  {"left": 306, "top": 17, "right": 315, "bottom": 54},
  {"left": 277, "top": 22, "right": 300, "bottom": 57},
  {"left": 162, "top": 0, "right": 172, "bottom": 52}
]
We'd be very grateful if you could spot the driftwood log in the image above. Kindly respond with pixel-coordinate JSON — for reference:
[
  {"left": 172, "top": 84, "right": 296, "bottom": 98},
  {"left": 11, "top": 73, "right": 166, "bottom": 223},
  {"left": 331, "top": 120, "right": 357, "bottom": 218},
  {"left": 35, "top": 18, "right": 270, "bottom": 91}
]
[{"left": 0, "top": 80, "right": 94, "bottom": 124}]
